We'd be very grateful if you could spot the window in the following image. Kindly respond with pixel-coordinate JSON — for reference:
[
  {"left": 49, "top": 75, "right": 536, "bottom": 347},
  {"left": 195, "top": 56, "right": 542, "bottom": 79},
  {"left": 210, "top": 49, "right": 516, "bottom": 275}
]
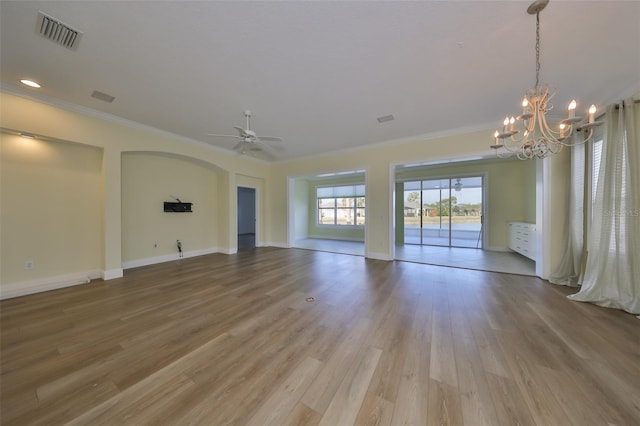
[
  {"left": 317, "top": 185, "right": 365, "bottom": 226},
  {"left": 587, "top": 137, "right": 603, "bottom": 226}
]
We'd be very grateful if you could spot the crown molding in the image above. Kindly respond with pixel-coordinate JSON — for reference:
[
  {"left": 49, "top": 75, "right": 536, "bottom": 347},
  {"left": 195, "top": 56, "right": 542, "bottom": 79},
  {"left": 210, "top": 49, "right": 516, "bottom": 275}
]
[{"left": 0, "top": 84, "right": 269, "bottom": 165}]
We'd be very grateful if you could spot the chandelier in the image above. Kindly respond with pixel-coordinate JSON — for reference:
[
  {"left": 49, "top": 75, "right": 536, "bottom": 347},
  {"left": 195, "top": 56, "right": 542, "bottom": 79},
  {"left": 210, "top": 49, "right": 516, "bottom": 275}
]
[{"left": 490, "top": 0, "right": 602, "bottom": 160}]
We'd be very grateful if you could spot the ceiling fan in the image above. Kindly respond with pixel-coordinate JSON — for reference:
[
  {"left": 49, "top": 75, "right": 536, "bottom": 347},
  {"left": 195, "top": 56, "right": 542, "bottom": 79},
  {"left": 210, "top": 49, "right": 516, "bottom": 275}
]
[{"left": 208, "top": 110, "right": 283, "bottom": 157}]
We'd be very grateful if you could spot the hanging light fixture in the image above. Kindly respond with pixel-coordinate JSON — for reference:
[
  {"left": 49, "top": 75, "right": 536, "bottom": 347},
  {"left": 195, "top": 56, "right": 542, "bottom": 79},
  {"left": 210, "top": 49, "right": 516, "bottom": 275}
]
[
  {"left": 490, "top": 0, "right": 602, "bottom": 160},
  {"left": 454, "top": 178, "right": 463, "bottom": 192}
]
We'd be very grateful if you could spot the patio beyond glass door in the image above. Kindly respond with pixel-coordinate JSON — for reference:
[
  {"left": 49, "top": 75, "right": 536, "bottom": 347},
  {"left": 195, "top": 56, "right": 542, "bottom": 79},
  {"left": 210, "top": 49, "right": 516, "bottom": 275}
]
[{"left": 403, "top": 176, "right": 483, "bottom": 248}]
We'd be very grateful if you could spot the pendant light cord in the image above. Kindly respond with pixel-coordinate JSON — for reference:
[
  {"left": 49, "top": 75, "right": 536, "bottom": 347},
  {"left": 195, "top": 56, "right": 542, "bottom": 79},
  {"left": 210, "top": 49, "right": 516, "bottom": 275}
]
[{"left": 535, "top": 12, "right": 541, "bottom": 89}]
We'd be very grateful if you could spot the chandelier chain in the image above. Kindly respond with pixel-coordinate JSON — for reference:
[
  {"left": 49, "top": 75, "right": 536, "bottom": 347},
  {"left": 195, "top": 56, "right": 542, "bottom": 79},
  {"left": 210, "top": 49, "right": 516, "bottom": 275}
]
[{"left": 535, "top": 12, "right": 540, "bottom": 89}]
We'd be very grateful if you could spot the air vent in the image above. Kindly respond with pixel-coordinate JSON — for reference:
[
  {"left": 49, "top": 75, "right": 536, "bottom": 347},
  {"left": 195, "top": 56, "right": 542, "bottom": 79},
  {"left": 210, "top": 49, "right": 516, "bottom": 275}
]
[
  {"left": 377, "top": 114, "right": 395, "bottom": 123},
  {"left": 91, "top": 90, "right": 115, "bottom": 103},
  {"left": 37, "top": 11, "right": 82, "bottom": 50}
]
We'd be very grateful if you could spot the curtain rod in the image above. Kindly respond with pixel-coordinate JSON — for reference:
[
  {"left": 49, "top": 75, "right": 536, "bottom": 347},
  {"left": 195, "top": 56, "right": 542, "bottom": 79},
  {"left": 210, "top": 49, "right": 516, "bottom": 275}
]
[
  {"left": 595, "top": 98, "right": 639, "bottom": 120},
  {"left": 614, "top": 99, "right": 640, "bottom": 109}
]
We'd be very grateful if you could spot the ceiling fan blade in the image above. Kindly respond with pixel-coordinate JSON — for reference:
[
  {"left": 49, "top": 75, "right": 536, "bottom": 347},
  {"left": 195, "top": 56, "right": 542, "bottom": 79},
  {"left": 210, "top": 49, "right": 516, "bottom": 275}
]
[
  {"left": 233, "top": 126, "right": 249, "bottom": 137},
  {"left": 254, "top": 140, "right": 279, "bottom": 156},
  {"left": 257, "top": 136, "right": 283, "bottom": 142},
  {"left": 207, "top": 133, "right": 243, "bottom": 140},
  {"left": 252, "top": 145, "right": 275, "bottom": 160},
  {"left": 259, "top": 141, "right": 284, "bottom": 152},
  {"left": 232, "top": 141, "right": 245, "bottom": 151}
]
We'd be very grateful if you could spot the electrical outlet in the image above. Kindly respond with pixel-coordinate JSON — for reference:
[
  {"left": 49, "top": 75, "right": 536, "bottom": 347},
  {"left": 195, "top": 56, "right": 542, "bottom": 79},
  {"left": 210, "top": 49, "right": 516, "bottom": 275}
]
[{"left": 24, "top": 260, "right": 35, "bottom": 270}]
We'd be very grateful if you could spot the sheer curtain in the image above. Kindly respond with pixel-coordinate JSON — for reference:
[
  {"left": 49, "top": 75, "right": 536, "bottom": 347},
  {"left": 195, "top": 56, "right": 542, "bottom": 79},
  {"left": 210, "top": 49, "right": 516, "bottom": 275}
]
[
  {"left": 568, "top": 97, "right": 640, "bottom": 314},
  {"left": 549, "top": 137, "right": 585, "bottom": 287}
]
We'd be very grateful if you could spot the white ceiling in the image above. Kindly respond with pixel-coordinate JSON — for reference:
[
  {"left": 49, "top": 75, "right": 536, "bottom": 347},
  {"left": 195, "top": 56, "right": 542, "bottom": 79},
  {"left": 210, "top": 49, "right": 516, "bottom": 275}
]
[{"left": 2, "top": 1, "right": 639, "bottom": 162}]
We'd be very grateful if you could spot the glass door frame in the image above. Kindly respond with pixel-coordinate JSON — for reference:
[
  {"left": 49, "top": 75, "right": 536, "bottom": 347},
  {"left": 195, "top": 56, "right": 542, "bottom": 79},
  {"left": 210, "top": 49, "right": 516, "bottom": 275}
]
[{"left": 400, "top": 173, "right": 486, "bottom": 248}]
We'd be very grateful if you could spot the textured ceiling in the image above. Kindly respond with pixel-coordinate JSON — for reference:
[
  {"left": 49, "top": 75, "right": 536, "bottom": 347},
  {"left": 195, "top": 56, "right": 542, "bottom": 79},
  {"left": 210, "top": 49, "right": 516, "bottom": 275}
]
[{"left": 1, "top": 1, "right": 639, "bottom": 161}]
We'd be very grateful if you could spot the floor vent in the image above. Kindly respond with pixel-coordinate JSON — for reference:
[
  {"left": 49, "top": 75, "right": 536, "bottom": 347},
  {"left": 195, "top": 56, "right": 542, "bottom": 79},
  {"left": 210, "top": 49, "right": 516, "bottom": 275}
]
[{"left": 37, "top": 11, "right": 82, "bottom": 50}]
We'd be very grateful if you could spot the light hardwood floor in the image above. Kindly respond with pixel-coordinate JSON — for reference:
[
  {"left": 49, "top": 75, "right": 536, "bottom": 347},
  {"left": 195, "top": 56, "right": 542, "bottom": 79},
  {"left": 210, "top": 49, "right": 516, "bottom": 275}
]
[{"left": 1, "top": 248, "right": 639, "bottom": 425}]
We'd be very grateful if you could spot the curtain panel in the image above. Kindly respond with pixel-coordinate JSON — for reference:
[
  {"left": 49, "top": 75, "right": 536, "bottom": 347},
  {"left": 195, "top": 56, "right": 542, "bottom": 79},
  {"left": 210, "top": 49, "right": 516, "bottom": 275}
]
[{"left": 568, "top": 97, "right": 639, "bottom": 315}]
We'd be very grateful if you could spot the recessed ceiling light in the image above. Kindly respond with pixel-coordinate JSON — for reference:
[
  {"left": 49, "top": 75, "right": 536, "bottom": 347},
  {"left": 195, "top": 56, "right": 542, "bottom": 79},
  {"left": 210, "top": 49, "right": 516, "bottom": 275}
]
[{"left": 20, "top": 79, "right": 41, "bottom": 88}]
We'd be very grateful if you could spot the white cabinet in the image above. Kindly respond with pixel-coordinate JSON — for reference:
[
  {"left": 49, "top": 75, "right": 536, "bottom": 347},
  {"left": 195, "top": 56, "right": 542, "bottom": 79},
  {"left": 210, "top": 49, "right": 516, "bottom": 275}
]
[{"left": 509, "top": 222, "right": 536, "bottom": 261}]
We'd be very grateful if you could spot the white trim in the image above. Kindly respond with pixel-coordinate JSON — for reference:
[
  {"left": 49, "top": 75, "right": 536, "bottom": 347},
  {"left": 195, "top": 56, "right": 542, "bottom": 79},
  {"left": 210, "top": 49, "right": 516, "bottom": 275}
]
[
  {"left": 536, "top": 158, "right": 551, "bottom": 279},
  {"left": 265, "top": 242, "right": 290, "bottom": 249},
  {"left": 275, "top": 122, "right": 497, "bottom": 164},
  {"left": 287, "top": 177, "right": 295, "bottom": 248},
  {"left": 388, "top": 163, "right": 396, "bottom": 261},
  {"left": 0, "top": 270, "right": 101, "bottom": 300},
  {"left": 366, "top": 251, "right": 393, "bottom": 261},
  {"left": 102, "top": 268, "right": 124, "bottom": 280},
  {"left": 122, "top": 248, "right": 219, "bottom": 270},
  {"left": 306, "top": 235, "right": 364, "bottom": 242},
  {"left": 218, "top": 248, "right": 238, "bottom": 255},
  {"left": 0, "top": 85, "right": 268, "bottom": 164}
]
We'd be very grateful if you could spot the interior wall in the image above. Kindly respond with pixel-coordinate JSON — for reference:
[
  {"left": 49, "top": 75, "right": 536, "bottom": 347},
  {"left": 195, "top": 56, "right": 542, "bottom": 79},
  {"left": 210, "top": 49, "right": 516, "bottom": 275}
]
[
  {"left": 306, "top": 175, "right": 366, "bottom": 242},
  {"left": 395, "top": 158, "right": 536, "bottom": 250},
  {"left": 121, "top": 152, "right": 219, "bottom": 263},
  {"left": 267, "top": 130, "right": 547, "bottom": 261},
  {"left": 293, "top": 179, "right": 309, "bottom": 240},
  {"left": 1, "top": 133, "right": 104, "bottom": 286},
  {"left": 395, "top": 182, "right": 405, "bottom": 244},
  {"left": 523, "top": 155, "right": 537, "bottom": 223},
  {"left": 547, "top": 148, "right": 571, "bottom": 275},
  {"left": 1, "top": 92, "right": 270, "bottom": 284}
]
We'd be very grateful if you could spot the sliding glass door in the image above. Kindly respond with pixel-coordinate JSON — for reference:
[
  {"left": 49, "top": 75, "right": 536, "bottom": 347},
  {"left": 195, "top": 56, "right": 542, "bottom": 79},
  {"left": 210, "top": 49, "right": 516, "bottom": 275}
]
[{"left": 403, "top": 176, "right": 483, "bottom": 248}]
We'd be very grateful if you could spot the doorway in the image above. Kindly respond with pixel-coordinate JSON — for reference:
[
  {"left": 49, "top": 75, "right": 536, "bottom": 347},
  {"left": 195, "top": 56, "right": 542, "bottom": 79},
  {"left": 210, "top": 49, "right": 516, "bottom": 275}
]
[
  {"left": 402, "top": 176, "right": 483, "bottom": 248},
  {"left": 237, "top": 187, "right": 256, "bottom": 250}
]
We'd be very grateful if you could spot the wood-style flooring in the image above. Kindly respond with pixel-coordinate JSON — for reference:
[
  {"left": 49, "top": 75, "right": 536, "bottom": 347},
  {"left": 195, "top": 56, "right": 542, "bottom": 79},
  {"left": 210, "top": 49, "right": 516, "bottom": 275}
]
[{"left": 1, "top": 248, "right": 639, "bottom": 425}]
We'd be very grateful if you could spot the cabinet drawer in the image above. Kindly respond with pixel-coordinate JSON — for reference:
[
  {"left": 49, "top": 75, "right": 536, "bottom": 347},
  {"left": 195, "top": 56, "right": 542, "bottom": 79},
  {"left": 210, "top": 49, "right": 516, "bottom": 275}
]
[{"left": 508, "top": 222, "right": 536, "bottom": 261}]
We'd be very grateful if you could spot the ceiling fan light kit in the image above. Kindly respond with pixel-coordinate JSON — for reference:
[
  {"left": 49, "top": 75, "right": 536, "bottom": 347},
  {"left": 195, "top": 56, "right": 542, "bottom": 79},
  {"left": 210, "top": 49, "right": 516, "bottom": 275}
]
[
  {"left": 490, "top": 0, "right": 602, "bottom": 160},
  {"left": 207, "top": 110, "right": 284, "bottom": 158}
]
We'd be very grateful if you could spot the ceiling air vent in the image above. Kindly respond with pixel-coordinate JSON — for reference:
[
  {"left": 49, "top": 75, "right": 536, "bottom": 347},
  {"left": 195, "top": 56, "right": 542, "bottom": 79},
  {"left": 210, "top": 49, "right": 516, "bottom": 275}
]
[
  {"left": 91, "top": 90, "right": 115, "bottom": 103},
  {"left": 37, "top": 11, "right": 82, "bottom": 50},
  {"left": 377, "top": 115, "right": 395, "bottom": 123}
]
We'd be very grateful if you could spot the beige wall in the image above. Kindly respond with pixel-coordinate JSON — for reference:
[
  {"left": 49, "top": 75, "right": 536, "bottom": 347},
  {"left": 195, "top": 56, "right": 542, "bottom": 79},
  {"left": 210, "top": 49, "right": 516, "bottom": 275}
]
[
  {"left": 1, "top": 134, "right": 104, "bottom": 284},
  {"left": 293, "top": 179, "right": 309, "bottom": 239},
  {"left": 1, "top": 92, "right": 269, "bottom": 296},
  {"left": 121, "top": 152, "right": 219, "bottom": 263},
  {"left": 1, "top": 89, "right": 573, "bottom": 295},
  {"left": 269, "top": 131, "right": 503, "bottom": 258}
]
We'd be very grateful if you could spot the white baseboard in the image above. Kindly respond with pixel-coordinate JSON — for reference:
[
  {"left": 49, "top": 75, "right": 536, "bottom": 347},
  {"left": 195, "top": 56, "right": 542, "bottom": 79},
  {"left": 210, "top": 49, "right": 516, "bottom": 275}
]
[
  {"left": 265, "top": 242, "right": 290, "bottom": 249},
  {"left": 366, "top": 251, "right": 393, "bottom": 261},
  {"left": 306, "top": 235, "right": 365, "bottom": 242},
  {"left": 0, "top": 269, "right": 102, "bottom": 300},
  {"left": 102, "top": 268, "right": 123, "bottom": 280},
  {"left": 122, "top": 247, "right": 220, "bottom": 270}
]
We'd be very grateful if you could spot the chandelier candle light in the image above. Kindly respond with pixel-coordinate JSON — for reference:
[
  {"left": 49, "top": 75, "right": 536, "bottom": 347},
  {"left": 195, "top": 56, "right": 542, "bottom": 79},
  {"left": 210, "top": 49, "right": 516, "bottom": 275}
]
[{"left": 490, "top": 0, "right": 602, "bottom": 160}]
